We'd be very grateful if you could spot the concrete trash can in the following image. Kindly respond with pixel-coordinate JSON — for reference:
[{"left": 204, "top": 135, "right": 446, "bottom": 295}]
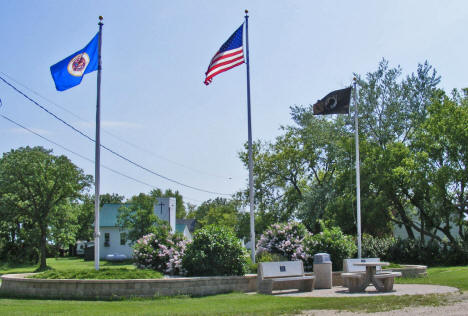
[{"left": 313, "top": 253, "right": 332, "bottom": 289}]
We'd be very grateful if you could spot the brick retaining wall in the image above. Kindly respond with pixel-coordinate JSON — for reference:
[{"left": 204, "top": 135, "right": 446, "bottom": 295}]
[
  {"left": 0, "top": 273, "right": 257, "bottom": 299},
  {"left": 389, "top": 265, "right": 427, "bottom": 278},
  {"left": 0, "top": 265, "right": 426, "bottom": 299}
]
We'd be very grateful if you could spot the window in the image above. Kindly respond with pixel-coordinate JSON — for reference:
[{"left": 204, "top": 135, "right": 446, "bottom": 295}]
[
  {"left": 104, "top": 233, "right": 110, "bottom": 247},
  {"left": 120, "top": 233, "right": 126, "bottom": 245}
]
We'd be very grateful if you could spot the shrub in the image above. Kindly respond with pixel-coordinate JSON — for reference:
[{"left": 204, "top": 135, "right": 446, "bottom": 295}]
[
  {"left": 256, "top": 251, "right": 286, "bottom": 263},
  {"left": 256, "top": 222, "right": 310, "bottom": 262},
  {"left": 182, "top": 225, "right": 247, "bottom": 276},
  {"left": 304, "top": 225, "right": 356, "bottom": 271},
  {"left": 0, "top": 242, "right": 39, "bottom": 264},
  {"left": 361, "top": 234, "right": 396, "bottom": 260},
  {"left": 386, "top": 238, "right": 468, "bottom": 266},
  {"left": 133, "top": 226, "right": 188, "bottom": 275}
]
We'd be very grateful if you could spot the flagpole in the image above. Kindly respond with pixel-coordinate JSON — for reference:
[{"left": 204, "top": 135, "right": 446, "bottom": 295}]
[
  {"left": 94, "top": 16, "right": 103, "bottom": 271},
  {"left": 244, "top": 10, "right": 256, "bottom": 264},
  {"left": 353, "top": 77, "right": 362, "bottom": 258}
]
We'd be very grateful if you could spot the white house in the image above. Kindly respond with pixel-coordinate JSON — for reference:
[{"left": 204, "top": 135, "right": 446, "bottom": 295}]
[{"left": 99, "top": 197, "right": 194, "bottom": 259}]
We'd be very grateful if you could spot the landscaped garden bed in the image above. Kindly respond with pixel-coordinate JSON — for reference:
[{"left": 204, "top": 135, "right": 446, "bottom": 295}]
[
  {"left": 1, "top": 273, "right": 257, "bottom": 299},
  {"left": 28, "top": 268, "right": 163, "bottom": 280}
]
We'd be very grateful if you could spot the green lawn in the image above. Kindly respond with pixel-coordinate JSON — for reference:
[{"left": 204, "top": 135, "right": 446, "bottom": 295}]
[
  {"left": 0, "top": 261, "right": 466, "bottom": 316},
  {"left": 0, "top": 293, "right": 449, "bottom": 316},
  {"left": 0, "top": 257, "right": 135, "bottom": 275},
  {"left": 397, "top": 265, "right": 468, "bottom": 291}
]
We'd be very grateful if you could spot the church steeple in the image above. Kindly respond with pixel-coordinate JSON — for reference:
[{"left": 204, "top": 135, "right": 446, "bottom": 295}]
[{"left": 153, "top": 197, "right": 176, "bottom": 233}]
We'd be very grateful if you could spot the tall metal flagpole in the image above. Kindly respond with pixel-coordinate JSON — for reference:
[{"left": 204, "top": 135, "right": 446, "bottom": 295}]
[
  {"left": 94, "top": 16, "right": 103, "bottom": 271},
  {"left": 353, "top": 77, "right": 362, "bottom": 258},
  {"left": 244, "top": 10, "right": 256, "bottom": 263}
]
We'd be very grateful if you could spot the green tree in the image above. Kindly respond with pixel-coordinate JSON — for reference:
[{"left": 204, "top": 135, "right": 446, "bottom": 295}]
[
  {"left": 0, "top": 147, "right": 91, "bottom": 270},
  {"left": 75, "top": 194, "right": 95, "bottom": 242},
  {"left": 403, "top": 90, "right": 468, "bottom": 248},
  {"left": 117, "top": 193, "right": 166, "bottom": 243},
  {"left": 238, "top": 59, "right": 443, "bottom": 241},
  {"left": 100, "top": 193, "right": 125, "bottom": 207},
  {"left": 186, "top": 197, "right": 247, "bottom": 236}
]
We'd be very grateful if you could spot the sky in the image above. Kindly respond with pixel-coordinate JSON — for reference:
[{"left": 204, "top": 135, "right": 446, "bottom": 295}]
[{"left": 1, "top": 1, "right": 468, "bottom": 207}]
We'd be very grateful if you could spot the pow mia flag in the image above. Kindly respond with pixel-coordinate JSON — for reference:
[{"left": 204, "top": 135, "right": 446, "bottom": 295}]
[{"left": 313, "top": 87, "right": 352, "bottom": 115}]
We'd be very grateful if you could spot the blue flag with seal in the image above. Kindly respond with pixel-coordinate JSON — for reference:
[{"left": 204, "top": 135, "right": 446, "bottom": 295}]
[{"left": 50, "top": 33, "right": 99, "bottom": 91}]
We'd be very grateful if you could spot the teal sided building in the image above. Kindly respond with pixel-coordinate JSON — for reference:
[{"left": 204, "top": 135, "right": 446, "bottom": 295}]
[{"left": 99, "top": 197, "right": 193, "bottom": 259}]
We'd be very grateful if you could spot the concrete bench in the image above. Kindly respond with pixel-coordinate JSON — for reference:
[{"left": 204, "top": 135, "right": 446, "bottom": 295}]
[
  {"left": 342, "top": 258, "right": 382, "bottom": 288},
  {"left": 257, "top": 261, "right": 315, "bottom": 294},
  {"left": 341, "top": 259, "right": 402, "bottom": 292},
  {"left": 343, "top": 258, "right": 383, "bottom": 273},
  {"left": 372, "top": 272, "right": 402, "bottom": 292}
]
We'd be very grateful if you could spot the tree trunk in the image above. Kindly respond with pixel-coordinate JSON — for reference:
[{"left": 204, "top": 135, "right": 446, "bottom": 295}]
[
  {"left": 39, "top": 225, "right": 47, "bottom": 270},
  {"left": 391, "top": 195, "right": 415, "bottom": 239},
  {"left": 420, "top": 212, "right": 425, "bottom": 246}
]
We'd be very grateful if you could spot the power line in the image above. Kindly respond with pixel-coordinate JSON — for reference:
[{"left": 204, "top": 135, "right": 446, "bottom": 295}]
[
  {"left": 0, "top": 75, "right": 231, "bottom": 196},
  {"left": 0, "top": 71, "right": 235, "bottom": 180},
  {"left": 0, "top": 114, "right": 204, "bottom": 204}
]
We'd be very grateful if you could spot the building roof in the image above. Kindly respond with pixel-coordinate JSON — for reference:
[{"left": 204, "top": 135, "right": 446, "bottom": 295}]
[
  {"left": 100, "top": 203, "right": 132, "bottom": 227},
  {"left": 175, "top": 224, "right": 186, "bottom": 234},
  {"left": 176, "top": 219, "right": 197, "bottom": 233}
]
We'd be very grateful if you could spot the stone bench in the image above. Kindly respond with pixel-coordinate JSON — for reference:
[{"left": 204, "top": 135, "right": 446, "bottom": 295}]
[
  {"left": 372, "top": 272, "right": 402, "bottom": 292},
  {"left": 343, "top": 258, "right": 383, "bottom": 273},
  {"left": 257, "top": 261, "right": 315, "bottom": 294},
  {"left": 342, "top": 258, "right": 382, "bottom": 288},
  {"left": 341, "top": 259, "right": 402, "bottom": 292},
  {"left": 342, "top": 271, "right": 402, "bottom": 292}
]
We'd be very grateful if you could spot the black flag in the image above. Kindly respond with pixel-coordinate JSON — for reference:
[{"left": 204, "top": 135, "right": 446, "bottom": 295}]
[{"left": 313, "top": 87, "right": 352, "bottom": 115}]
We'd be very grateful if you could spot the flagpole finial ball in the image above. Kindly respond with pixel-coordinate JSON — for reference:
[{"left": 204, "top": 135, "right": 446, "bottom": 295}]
[{"left": 99, "top": 16, "right": 103, "bottom": 21}]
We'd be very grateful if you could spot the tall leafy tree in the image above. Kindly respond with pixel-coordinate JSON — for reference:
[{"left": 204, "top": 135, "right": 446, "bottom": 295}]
[
  {"left": 355, "top": 59, "right": 441, "bottom": 240},
  {"left": 238, "top": 59, "right": 445, "bottom": 241},
  {"left": 75, "top": 194, "right": 95, "bottom": 242},
  {"left": 0, "top": 147, "right": 91, "bottom": 270},
  {"left": 99, "top": 193, "right": 125, "bottom": 206},
  {"left": 116, "top": 192, "right": 166, "bottom": 243}
]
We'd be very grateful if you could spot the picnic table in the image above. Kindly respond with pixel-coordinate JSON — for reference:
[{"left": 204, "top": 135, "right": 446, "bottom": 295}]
[{"left": 341, "top": 261, "right": 401, "bottom": 292}]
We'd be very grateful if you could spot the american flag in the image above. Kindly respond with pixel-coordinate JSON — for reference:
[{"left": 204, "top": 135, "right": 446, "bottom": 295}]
[{"left": 204, "top": 24, "right": 245, "bottom": 85}]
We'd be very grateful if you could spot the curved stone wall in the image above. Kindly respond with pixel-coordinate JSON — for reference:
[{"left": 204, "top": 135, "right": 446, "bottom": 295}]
[
  {"left": 389, "top": 265, "right": 427, "bottom": 278},
  {"left": 0, "top": 265, "right": 427, "bottom": 299},
  {"left": 0, "top": 273, "right": 257, "bottom": 299}
]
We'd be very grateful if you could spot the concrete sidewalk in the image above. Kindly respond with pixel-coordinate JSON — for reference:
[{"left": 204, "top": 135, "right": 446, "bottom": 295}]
[{"left": 267, "top": 284, "right": 458, "bottom": 297}]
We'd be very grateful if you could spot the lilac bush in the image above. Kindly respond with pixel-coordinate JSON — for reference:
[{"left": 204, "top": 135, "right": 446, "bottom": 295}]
[
  {"left": 133, "top": 230, "right": 188, "bottom": 276},
  {"left": 256, "top": 222, "right": 311, "bottom": 262}
]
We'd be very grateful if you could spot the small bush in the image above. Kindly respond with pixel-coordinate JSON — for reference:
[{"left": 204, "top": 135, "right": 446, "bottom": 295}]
[
  {"left": 256, "top": 252, "right": 286, "bottom": 263},
  {"left": 0, "top": 242, "right": 39, "bottom": 264},
  {"left": 133, "top": 226, "right": 188, "bottom": 275},
  {"left": 386, "top": 238, "right": 468, "bottom": 266},
  {"left": 256, "top": 222, "right": 310, "bottom": 262},
  {"left": 361, "top": 234, "right": 396, "bottom": 260},
  {"left": 304, "top": 225, "right": 356, "bottom": 271},
  {"left": 182, "top": 225, "right": 247, "bottom": 276}
]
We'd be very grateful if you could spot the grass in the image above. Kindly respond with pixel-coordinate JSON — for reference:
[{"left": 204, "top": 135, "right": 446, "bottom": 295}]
[
  {"left": 383, "top": 262, "right": 402, "bottom": 269},
  {"left": 397, "top": 265, "right": 468, "bottom": 291},
  {"left": 0, "top": 293, "right": 449, "bottom": 316},
  {"left": 29, "top": 268, "right": 163, "bottom": 280},
  {"left": 0, "top": 260, "right": 466, "bottom": 315},
  {"left": 0, "top": 257, "right": 135, "bottom": 276}
]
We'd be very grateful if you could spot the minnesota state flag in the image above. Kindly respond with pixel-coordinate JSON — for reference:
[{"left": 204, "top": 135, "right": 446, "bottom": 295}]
[{"left": 50, "top": 33, "right": 99, "bottom": 91}]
